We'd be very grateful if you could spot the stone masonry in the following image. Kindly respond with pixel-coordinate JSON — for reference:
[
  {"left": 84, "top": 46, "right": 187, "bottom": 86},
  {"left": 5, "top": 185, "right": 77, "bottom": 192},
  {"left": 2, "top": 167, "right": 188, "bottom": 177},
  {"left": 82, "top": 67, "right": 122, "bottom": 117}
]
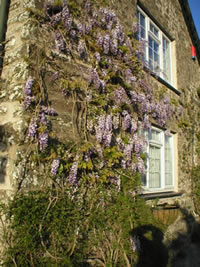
[{"left": 0, "top": 0, "right": 200, "bottom": 209}]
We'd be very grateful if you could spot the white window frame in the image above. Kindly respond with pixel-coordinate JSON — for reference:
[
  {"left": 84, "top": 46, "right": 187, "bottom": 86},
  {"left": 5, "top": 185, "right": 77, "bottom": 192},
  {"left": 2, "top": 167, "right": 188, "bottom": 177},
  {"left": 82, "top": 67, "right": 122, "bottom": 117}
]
[
  {"left": 142, "top": 127, "right": 175, "bottom": 193},
  {"left": 137, "top": 7, "right": 173, "bottom": 85}
]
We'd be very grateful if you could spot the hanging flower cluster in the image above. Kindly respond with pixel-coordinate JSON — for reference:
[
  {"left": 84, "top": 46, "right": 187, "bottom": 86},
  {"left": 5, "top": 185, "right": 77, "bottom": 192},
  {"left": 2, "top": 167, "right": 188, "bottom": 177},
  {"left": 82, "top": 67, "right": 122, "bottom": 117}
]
[
  {"left": 24, "top": 77, "right": 57, "bottom": 152},
  {"left": 23, "top": 78, "right": 36, "bottom": 109},
  {"left": 51, "top": 159, "right": 60, "bottom": 176}
]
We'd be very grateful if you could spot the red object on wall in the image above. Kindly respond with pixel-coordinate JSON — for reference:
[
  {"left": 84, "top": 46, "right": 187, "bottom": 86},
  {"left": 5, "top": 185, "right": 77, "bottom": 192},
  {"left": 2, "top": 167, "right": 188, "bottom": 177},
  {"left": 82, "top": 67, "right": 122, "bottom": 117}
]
[{"left": 192, "top": 46, "right": 196, "bottom": 59}]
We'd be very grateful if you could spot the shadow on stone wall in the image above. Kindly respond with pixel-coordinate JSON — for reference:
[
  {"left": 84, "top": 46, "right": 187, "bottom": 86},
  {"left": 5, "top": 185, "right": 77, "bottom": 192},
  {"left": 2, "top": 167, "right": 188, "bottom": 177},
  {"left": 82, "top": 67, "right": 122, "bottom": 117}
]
[
  {"left": 131, "top": 224, "right": 168, "bottom": 267},
  {"left": 0, "top": 126, "right": 8, "bottom": 183},
  {"left": 131, "top": 209, "right": 200, "bottom": 267},
  {"left": 0, "top": 157, "right": 7, "bottom": 183},
  {"left": 168, "top": 208, "right": 200, "bottom": 267}
]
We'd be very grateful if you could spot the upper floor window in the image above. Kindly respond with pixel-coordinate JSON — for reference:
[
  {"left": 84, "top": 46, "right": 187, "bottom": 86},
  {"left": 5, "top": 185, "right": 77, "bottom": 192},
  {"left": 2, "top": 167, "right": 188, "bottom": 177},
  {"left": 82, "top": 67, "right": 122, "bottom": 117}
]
[
  {"left": 142, "top": 128, "right": 175, "bottom": 192},
  {"left": 137, "top": 7, "right": 172, "bottom": 85}
]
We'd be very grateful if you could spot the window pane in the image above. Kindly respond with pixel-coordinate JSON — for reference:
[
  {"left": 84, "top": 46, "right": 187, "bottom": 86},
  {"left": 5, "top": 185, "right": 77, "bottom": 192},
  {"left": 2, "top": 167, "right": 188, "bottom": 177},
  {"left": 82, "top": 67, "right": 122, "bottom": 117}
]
[
  {"left": 137, "top": 11, "right": 146, "bottom": 41},
  {"left": 154, "top": 42, "right": 159, "bottom": 53},
  {"left": 149, "top": 36, "right": 153, "bottom": 48},
  {"left": 154, "top": 27, "right": 159, "bottom": 37},
  {"left": 140, "top": 13, "right": 145, "bottom": 27},
  {"left": 149, "top": 58, "right": 153, "bottom": 70},
  {"left": 149, "top": 48, "right": 153, "bottom": 59},
  {"left": 149, "top": 145, "right": 161, "bottom": 188},
  {"left": 163, "top": 36, "right": 171, "bottom": 82},
  {"left": 165, "top": 136, "right": 173, "bottom": 186},
  {"left": 149, "top": 129, "right": 160, "bottom": 142},
  {"left": 148, "top": 36, "right": 160, "bottom": 71},
  {"left": 141, "top": 27, "right": 145, "bottom": 39},
  {"left": 150, "top": 22, "right": 159, "bottom": 37},
  {"left": 154, "top": 52, "right": 159, "bottom": 65}
]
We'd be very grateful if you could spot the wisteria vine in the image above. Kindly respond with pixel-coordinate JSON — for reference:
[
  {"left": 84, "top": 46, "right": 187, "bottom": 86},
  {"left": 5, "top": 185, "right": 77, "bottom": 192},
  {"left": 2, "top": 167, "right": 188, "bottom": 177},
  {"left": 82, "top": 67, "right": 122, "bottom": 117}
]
[{"left": 23, "top": 0, "right": 181, "bottom": 189}]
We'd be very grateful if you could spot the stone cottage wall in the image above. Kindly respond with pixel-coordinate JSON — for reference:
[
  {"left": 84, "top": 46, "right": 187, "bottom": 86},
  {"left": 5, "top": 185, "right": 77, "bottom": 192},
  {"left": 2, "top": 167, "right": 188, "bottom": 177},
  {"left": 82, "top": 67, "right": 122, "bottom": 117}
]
[
  {"left": 0, "top": 0, "right": 39, "bottom": 197},
  {"left": 0, "top": 0, "right": 200, "bottom": 209}
]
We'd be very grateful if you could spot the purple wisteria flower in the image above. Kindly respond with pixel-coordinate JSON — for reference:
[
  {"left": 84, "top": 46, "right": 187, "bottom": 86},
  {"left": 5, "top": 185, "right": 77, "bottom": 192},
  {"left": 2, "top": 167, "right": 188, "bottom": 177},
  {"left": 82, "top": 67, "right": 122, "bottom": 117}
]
[
  {"left": 124, "top": 142, "right": 133, "bottom": 161},
  {"left": 40, "top": 112, "right": 47, "bottom": 125},
  {"left": 113, "top": 87, "right": 131, "bottom": 106},
  {"left": 97, "top": 34, "right": 104, "bottom": 47},
  {"left": 133, "top": 135, "right": 145, "bottom": 156},
  {"left": 51, "top": 12, "right": 62, "bottom": 27},
  {"left": 77, "top": 22, "right": 83, "bottom": 34},
  {"left": 163, "top": 96, "right": 170, "bottom": 104},
  {"left": 70, "top": 29, "right": 77, "bottom": 39},
  {"left": 125, "top": 69, "right": 136, "bottom": 86},
  {"left": 41, "top": 106, "right": 57, "bottom": 116},
  {"left": 137, "top": 157, "right": 145, "bottom": 174},
  {"left": 140, "top": 100, "right": 151, "bottom": 114},
  {"left": 51, "top": 159, "right": 60, "bottom": 176},
  {"left": 95, "top": 115, "right": 105, "bottom": 143},
  {"left": 96, "top": 114, "right": 113, "bottom": 146},
  {"left": 28, "top": 118, "right": 37, "bottom": 139},
  {"left": 24, "top": 78, "right": 34, "bottom": 95},
  {"left": 130, "top": 91, "right": 138, "bottom": 104},
  {"left": 143, "top": 114, "right": 151, "bottom": 130},
  {"left": 137, "top": 93, "right": 146, "bottom": 103},
  {"left": 85, "top": 22, "right": 93, "bottom": 34},
  {"left": 131, "top": 162, "right": 137, "bottom": 173},
  {"left": 121, "top": 159, "right": 126, "bottom": 169},
  {"left": 55, "top": 31, "right": 65, "bottom": 52},
  {"left": 100, "top": 8, "right": 117, "bottom": 24},
  {"left": 89, "top": 68, "right": 105, "bottom": 90},
  {"left": 131, "top": 119, "right": 137, "bottom": 133},
  {"left": 103, "top": 34, "right": 110, "bottom": 55},
  {"left": 23, "top": 96, "right": 36, "bottom": 110},
  {"left": 113, "top": 113, "right": 120, "bottom": 129},
  {"left": 68, "top": 160, "right": 78, "bottom": 184},
  {"left": 112, "top": 22, "right": 125, "bottom": 45},
  {"left": 103, "top": 131, "right": 112, "bottom": 147},
  {"left": 94, "top": 52, "right": 101, "bottom": 63},
  {"left": 38, "top": 132, "right": 48, "bottom": 151},
  {"left": 62, "top": 1, "right": 72, "bottom": 31},
  {"left": 110, "top": 38, "right": 118, "bottom": 55},
  {"left": 104, "top": 114, "right": 112, "bottom": 131}
]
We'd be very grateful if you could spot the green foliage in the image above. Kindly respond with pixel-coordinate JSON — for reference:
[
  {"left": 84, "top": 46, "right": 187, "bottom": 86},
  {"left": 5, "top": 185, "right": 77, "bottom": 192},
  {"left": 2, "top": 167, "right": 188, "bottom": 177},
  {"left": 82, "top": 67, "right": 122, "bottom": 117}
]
[{"left": 0, "top": 185, "right": 163, "bottom": 266}]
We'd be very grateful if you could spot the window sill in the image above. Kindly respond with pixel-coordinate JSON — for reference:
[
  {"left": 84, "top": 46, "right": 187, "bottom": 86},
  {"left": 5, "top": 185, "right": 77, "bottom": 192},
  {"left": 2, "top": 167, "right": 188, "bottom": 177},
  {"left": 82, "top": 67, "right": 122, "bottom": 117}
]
[
  {"left": 143, "top": 66, "right": 181, "bottom": 96},
  {"left": 139, "top": 191, "right": 183, "bottom": 200}
]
